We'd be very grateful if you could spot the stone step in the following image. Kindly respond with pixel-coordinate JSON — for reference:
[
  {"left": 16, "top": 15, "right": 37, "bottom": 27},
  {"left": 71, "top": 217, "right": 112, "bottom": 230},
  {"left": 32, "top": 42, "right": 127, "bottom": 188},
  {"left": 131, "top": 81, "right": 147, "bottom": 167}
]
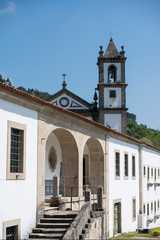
[
  {"left": 44, "top": 211, "right": 78, "bottom": 218},
  {"left": 33, "top": 228, "right": 66, "bottom": 234},
  {"left": 40, "top": 218, "right": 74, "bottom": 223},
  {"left": 29, "top": 232, "right": 63, "bottom": 239},
  {"left": 44, "top": 202, "right": 50, "bottom": 207},
  {"left": 44, "top": 206, "right": 59, "bottom": 212},
  {"left": 37, "top": 223, "right": 70, "bottom": 229}
]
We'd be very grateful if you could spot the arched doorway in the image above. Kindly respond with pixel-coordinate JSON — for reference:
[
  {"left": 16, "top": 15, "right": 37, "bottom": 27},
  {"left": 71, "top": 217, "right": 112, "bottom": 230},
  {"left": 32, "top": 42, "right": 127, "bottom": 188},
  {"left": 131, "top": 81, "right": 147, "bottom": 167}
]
[
  {"left": 83, "top": 138, "right": 104, "bottom": 193},
  {"left": 45, "top": 128, "right": 79, "bottom": 197}
]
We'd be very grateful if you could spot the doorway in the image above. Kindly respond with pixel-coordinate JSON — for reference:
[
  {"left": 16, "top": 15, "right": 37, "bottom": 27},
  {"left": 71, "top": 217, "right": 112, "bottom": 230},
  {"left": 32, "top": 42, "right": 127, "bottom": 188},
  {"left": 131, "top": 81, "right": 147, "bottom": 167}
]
[{"left": 114, "top": 201, "right": 121, "bottom": 235}]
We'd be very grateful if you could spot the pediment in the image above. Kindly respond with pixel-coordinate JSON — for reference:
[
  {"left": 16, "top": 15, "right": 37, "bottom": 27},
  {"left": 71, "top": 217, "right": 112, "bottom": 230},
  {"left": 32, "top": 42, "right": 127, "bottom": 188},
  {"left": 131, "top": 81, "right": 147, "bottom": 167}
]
[{"left": 48, "top": 89, "right": 91, "bottom": 110}]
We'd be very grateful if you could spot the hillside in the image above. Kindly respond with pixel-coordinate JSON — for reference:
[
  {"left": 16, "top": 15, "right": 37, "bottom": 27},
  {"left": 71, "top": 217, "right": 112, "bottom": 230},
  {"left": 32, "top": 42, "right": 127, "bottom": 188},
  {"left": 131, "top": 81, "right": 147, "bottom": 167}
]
[{"left": 1, "top": 75, "right": 160, "bottom": 148}]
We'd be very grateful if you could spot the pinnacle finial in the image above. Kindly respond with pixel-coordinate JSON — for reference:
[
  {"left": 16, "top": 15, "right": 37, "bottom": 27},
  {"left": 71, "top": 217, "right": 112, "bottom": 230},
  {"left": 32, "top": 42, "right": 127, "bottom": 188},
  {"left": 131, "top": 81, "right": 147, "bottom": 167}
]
[
  {"left": 62, "top": 73, "right": 67, "bottom": 89},
  {"left": 99, "top": 45, "right": 104, "bottom": 56}
]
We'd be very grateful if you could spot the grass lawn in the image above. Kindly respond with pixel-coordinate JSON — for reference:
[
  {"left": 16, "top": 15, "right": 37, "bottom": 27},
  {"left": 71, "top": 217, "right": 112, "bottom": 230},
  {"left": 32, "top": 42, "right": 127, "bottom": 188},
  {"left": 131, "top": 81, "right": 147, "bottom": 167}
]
[{"left": 109, "top": 227, "right": 160, "bottom": 239}]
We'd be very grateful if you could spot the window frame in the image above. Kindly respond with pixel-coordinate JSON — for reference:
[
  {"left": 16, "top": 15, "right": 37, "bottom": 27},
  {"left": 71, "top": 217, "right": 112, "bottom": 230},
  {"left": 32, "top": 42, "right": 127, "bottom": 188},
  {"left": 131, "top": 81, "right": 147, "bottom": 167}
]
[
  {"left": 7, "top": 121, "right": 26, "bottom": 180},
  {"left": 132, "top": 197, "right": 136, "bottom": 221},
  {"left": 115, "top": 150, "right": 120, "bottom": 180},
  {"left": 3, "top": 219, "right": 21, "bottom": 240},
  {"left": 132, "top": 155, "right": 136, "bottom": 179},
  {"left": 124, "top": 152, "right": 129, "bottom": 179}
]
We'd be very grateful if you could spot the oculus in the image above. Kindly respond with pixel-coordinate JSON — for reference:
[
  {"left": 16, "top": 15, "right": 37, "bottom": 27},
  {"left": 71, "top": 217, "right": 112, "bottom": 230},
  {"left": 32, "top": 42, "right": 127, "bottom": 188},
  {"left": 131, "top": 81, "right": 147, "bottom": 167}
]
[{"left": 59, "top": 97, "right": 69, "bottom": 107}]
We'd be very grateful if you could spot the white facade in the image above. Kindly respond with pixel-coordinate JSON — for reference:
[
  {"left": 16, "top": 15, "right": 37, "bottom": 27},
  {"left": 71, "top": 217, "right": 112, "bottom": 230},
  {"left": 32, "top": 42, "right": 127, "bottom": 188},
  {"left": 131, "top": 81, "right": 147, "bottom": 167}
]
[
  {"left": 1, "top": 85, "right": 160, "bottom": 239},
  {"left": 0, "top": 99, "right": 38, "bottom": 239},
  {"left": 104, "top": 114, "right": 121, "bottom": 132},
  {"left": 108, "top": 138, "right": 139, "bottom": 236},
  {"left": 142, "top": 147, "right": 160, "bottom": 229},
  {"left": 104, "top": 88, "right": 121, "bottom": 108}
]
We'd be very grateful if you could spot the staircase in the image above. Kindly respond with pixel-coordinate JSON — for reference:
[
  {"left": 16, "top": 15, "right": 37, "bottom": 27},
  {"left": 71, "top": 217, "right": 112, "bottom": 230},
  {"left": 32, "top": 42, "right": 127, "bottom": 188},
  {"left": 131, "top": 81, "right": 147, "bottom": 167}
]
[{"left": 29, "top": 211, "right": 78, "bottom": 239}]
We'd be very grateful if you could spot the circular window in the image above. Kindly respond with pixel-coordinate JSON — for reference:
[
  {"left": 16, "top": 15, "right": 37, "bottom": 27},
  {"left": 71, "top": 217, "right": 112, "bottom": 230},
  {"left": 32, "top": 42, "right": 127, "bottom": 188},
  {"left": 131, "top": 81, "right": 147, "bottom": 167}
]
[
  {"left": 48, "top": 147, "right": 57, "bottom": 172},
  {"left": 59, "top": 97, "right": 69, "bottom": 107}
]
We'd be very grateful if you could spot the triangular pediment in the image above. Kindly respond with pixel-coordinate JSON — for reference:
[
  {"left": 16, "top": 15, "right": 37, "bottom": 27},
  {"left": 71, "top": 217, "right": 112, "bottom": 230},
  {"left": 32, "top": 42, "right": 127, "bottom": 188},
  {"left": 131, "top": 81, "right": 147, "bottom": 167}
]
[{"left": 48, "top": 89, "right": 91, "bottom": 110}]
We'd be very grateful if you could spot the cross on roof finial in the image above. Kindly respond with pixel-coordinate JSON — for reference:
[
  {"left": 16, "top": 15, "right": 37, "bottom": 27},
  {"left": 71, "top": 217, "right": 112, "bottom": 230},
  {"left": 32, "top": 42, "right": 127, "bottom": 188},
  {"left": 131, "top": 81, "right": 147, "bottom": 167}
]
[
  {"left": 62, "top": 73, "right": 67, "bottom": 89},
  {"left": 109, "top": 32, "right": 113, "bottom": 40}
]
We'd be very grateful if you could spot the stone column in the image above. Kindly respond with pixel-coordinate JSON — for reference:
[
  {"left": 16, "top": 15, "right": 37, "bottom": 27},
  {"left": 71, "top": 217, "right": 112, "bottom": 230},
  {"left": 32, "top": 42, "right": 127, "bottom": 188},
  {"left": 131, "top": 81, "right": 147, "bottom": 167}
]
[
  {"left": 53, "top": 175, "right": 59, "bottom": 197},
  {"left": 97, "top": 185, "right": 103, "bottom": 210}
]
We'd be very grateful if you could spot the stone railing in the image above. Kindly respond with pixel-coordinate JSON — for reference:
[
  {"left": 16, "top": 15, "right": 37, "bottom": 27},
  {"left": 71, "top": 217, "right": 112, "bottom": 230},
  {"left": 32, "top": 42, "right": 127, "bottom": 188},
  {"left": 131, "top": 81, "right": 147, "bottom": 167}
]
[{"left": 62, "top": 202, "right": 91, "bottom": 240}]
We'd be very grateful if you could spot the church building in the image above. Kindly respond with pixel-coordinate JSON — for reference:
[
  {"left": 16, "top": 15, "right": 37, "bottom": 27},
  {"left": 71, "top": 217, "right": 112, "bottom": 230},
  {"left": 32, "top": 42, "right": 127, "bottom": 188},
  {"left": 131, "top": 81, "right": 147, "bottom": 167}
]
[
  {"left": 0, "top": 38, "right": 160, "bottom": 240},
  {"left": 48, "top": 38, "right": 127, "bottom": 133}
]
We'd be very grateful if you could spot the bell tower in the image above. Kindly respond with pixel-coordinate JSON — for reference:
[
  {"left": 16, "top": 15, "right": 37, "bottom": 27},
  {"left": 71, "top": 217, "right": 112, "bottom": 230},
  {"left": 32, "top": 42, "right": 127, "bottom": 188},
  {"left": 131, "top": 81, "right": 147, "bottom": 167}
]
[{"left": 97, "top": 38, "right": 128, "bottom": 133}]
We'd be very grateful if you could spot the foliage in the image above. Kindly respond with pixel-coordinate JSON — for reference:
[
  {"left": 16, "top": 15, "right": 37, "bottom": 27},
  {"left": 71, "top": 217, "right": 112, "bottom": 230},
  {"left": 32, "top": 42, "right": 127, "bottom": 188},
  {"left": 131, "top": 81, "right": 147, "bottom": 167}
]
[
  {"left": 152, "top": 230, "right": 160, "bottom": 236},
  {"left": 126, "top": 113, "right": 160, "bottom": 148},
  {"left": 0, "top": 74, "right": 12, "bottom": 86},
  {"left": 17, "top": 86, "right": 52, "bottom": 101}
]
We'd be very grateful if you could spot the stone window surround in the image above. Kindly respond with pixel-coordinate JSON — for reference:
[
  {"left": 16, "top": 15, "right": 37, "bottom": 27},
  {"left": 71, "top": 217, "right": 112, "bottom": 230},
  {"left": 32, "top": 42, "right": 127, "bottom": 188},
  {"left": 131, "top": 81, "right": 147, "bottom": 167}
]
[
  {"left": 151, "top": 167, "right": 153, "bottom": 179},
  {"left": 151, "top": 201, "right": 153, "bottom": 213},
  {"left": 124, "top": 151, "right": 129, "bottom": 180},
  {"left": 3, "top": 218, "right": 21, "bottom": 240},
  {"left": 147, "top": 165, "right": 150, "bottom": 182},
  {"left": 147, "top": 202, "right": 149, "bottom": 216},
  {"left": 7, "top": 120, "right": 26, "bottom": 180},
  {"left": 143, "top": 203, "right": 146, "bottom": 215},
  {"left": 132, "top": 154, "right": 136, "bottom": 180},
  {"left": 154, "top": 168, "right": 156, "bottom": 182},
  {"left": 115, "top": 150, "right": 120, "bottom": 180},
  {"left": 143, "top": 165, "right": 146, "bottom": 178},
  {"left": 132, "top": 197, "right": 136, "bottom": 221}
]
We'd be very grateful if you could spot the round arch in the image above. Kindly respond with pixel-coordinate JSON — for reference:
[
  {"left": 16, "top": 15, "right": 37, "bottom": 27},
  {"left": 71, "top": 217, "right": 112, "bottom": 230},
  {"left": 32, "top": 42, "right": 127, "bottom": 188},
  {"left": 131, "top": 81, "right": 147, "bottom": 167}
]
[
  {"left": 82, "top": 137, "right": 104, "bottom": 193},
  {"left": 45, "top": 128, "right": 79, "bottom": 197}
]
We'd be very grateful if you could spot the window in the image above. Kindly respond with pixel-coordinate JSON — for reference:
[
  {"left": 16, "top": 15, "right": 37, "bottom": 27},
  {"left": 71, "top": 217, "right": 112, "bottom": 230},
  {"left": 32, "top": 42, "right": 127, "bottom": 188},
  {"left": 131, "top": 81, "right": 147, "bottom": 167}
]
[
  {"left": 109, "top": 90, "right": 116, "bottom": 98},
  {"left": 124, "top": 153, "right": 128, "bottom": 178},
  {"left": 108, "top": 66, "right": 116, "bottom": 83},
  {"left": 132, "top": 155, "right": 136, "bottom": 178},
  {"left": 151, "top": 167, "right": 153, "bottom": 178},
  {"left": 147, "top": 167, "right": 150, "bottom": 181},
  {"left": 144, "top": 166, "right": 146, "bottom": 178},
  {"left": 155, "top": 168, "right": 156, "bottom": 182},
  {"left": 151, "top": 202, "right": 153, "bottom": 212},
  {"left": 158, "top": 169, "right": 160, "bottom": 178},
  {"left": 143, "top": 204, "right": 145, "bottom": 214},
  {"left": 132, "top": 198, "right": 136, "bottom": 221},
  {"left": 158, "top": 200, "right": 159, "bottom": 210},
  {"left": 3, "top": 219, "right": 21, "bottom": 240},
  {"left": 7, "top": 121, "right": 26, "bottom": 180},
  {"left": 6, "top": 226, "right": 18, "bottom": 240},
  {"left": 147, "top": 203, "right": 149, "bottom": 216},
  {"left": 154, "top": 201, "right": 156, "bottom": 213},
  {"left": 115, "top": 152, "right": 120, "bottom": 179}
]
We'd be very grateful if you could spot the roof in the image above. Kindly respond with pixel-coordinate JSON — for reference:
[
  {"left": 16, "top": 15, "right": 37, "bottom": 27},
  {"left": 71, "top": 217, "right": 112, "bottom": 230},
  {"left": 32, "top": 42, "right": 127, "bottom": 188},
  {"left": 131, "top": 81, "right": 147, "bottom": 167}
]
[
  {"left": 0, "top": 82, "right": 160, "bottom": 153},
  {"left": 104, "top": 38, "right": 119, "bottom": 58}
]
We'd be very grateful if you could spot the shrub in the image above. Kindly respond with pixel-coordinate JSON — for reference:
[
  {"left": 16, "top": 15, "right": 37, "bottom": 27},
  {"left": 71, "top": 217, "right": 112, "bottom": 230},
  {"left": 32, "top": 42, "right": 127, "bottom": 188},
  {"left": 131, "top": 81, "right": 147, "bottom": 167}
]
[{"left": 152, "top": 230, "right": 160, "bottom": 236}]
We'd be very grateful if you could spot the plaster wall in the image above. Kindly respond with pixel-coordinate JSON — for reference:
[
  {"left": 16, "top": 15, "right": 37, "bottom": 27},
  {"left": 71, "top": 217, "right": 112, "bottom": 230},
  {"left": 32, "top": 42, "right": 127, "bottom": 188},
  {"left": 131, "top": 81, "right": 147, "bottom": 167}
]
[
  {"left": 0, "top": 99, "right": 38, "bottom": 239},
  {"left": 104, "top": 114, "right": 121, "bottom": 132},
  {"left": 108, "top": 137, "right": 139, "bottom": 237},
  {"left": 45, "top": 132, "right": 62, "bottom": 180},
  {"left": 104, "top": 88, "right": 121, "bottom": 108},
  {"left": 104, "top": 63, "right": 121, "bottom": 83},
  {"left": 142, "top": 147, "right": 160, "bottom": 228}
]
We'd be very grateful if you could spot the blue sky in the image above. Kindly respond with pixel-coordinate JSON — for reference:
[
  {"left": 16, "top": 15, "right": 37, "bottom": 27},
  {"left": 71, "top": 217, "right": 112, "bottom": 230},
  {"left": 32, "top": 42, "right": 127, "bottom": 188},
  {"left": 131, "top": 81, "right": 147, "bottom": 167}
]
[{"left": 0, "top": 0, "right": 160, "bottom": 130}]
